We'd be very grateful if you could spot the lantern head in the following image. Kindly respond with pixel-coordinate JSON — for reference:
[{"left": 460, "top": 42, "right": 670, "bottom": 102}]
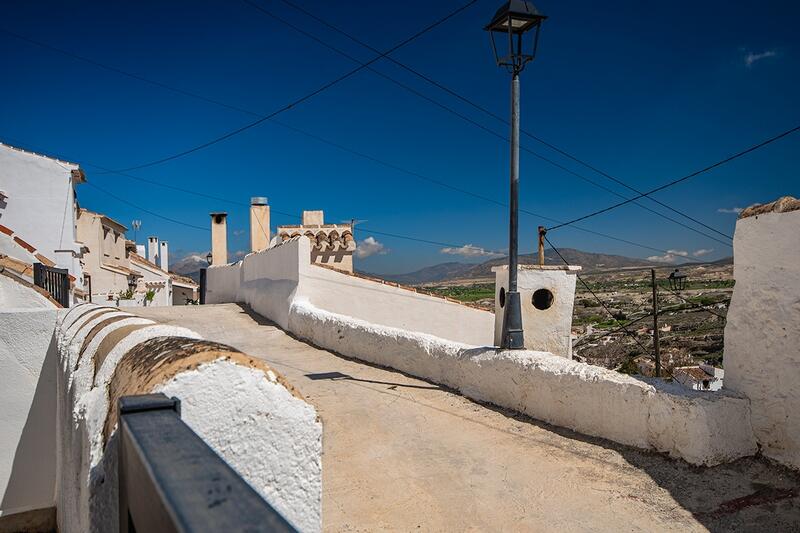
[{"left": 485, "top": 0, "right": 547, "bottom": 73}]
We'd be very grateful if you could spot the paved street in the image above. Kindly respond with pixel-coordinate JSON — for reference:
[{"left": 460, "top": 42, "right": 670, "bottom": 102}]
[{"left": 138, "top": 304, "right": 800, "bottom": 532}]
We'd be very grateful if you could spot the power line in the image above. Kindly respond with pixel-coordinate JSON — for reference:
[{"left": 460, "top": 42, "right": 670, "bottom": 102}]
[
  {"left": 657, "top": 283, "right": 728, "bottom": 320},
  {"left": 547, "top": 124, "right": 800, "bottom": 231},
  {"left": 84, "top": 182, "right": 210, "bottom": 232},
  {"left": 244, "top": 0, "right": 732, "bottom": 248},
  {"left": 272, "top": 0, "right": 733, "bottom": 242},
  {"left": 2, "top": 29, "right": 726, "bottom": 258},
  {"left": 545, "top": 235, "right": 651, "bottom": 354},
  {"left": 92, "top": 0, "right": 479, "bottom": 174}
]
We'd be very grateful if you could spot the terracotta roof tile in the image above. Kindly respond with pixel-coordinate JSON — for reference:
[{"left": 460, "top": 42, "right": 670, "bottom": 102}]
[
  {"left": 13, "top": 236, "right": 36, "bottom": 253},
  {"left": 0, "top": 224, "right": 12, "bottom": 236}
]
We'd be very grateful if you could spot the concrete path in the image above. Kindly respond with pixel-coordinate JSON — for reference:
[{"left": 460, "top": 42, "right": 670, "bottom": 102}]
[{"left": 138, "top": 304, "right": 800, "bottom": 532}]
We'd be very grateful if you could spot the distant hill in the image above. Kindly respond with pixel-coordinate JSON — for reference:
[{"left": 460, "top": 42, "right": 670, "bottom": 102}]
[
  {"left": 171, "top": 254, "right": 208, "bottom": 282},
  {"left": 373, "top": 248, "right": 664, "bottom": 285}
]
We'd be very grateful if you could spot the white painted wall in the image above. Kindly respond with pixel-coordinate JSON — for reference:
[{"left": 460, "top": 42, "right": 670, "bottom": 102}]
[
  {"left": 724, "top": 208, "right": 800, "bottom": 470},
  {"left": 493, "top": 266, "right": 579, "bottom": 357},
  {"left": 290, "top": 300, "right": 757, "bottom": 466},
  {"left": 208, "top": 237, "right": 494, "bottom": 345},
  {"left": 53, "top": 304, "right": 322, "bottom": 532},
  {"left": 0, "top": 309, "right": 58, "bottom": 518},
  {"left": 0, "top": 275, "right": 55, "bottom": 309},
  {"left": 0, "top": 144, "right": 83, "bottom": 284}
]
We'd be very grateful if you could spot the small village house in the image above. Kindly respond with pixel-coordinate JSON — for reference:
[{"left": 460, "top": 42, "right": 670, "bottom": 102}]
[
  {"left": 0, "top": 143, "right": 86, "bottom": 294},
  {"left": 76, "top": 209, "right": 141, "bottom": 302}
]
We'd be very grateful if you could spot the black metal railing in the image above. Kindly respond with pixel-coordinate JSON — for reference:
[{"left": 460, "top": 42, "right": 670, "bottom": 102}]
[
  {"left": 118, "top": 394, "right": 297, "bottom": 533},
  {"left": 33, "top": 262, "right": 70, "bottom": 307}
]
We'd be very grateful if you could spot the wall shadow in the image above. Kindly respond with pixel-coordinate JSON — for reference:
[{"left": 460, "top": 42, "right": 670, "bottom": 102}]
[{"left": 1, "top": 333, "right": 57, "bottom": 517}]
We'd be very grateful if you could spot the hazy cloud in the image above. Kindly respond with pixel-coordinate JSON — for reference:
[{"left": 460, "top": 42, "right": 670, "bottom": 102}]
[
  {"left": 355, "top": 237, "right": 387, "bottom": 259},
  {"left": 441, "top": 244, "right": 503, "bottom": 258},
  {"left": 232, "top": 228, "right": 247, "bottom": 237},
  {"left": 234, "top": 250, "right": 247, "bottom": 259},
  {"left": 647, "top": 249, "right": 688, "bottom": 264},
  {"left": 718, "top": 207, "right": 744, "bottom": 214},
  {"left": 744, "top": 49, "right": 776, "bottom": 68},
  {"left": 693, "top": 248, "right": 714, "bottom": 257}
]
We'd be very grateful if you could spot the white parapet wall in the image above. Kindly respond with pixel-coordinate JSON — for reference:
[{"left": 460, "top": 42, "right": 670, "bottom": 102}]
[
  {"left": 53, "top": 303, "right": 322, "bottom": 533},
  {"left": 204, "top": 235, "right": 764, "bottom": 466},
  {"left": 0, "top": 309, "right": 58, "bottom": 524},
  {"left": 207, "top": 236, "right": 495, "bottom": 345},
  {"left": 289, "top": 300, "right": 757, "bottom": 466},
  {"left": 724, "top": 197, "right": 800, "bottom": 470}
]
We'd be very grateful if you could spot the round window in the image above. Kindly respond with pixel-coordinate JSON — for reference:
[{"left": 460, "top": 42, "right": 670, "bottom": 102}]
[
  {"left": 532, "top": 288, "right": 554, "bottom": 310},
  {"left": 499, "top": 287, "right": 506, "bottom": 308}
]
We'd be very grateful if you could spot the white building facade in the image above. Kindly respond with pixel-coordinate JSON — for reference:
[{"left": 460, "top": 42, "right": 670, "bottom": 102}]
[{"left": 0, "top": 143, "right": 85, "bottom": 289}]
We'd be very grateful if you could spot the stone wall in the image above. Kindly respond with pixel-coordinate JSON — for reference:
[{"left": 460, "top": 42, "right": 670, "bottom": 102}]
[
  {"left": 724, "top": 197, "right": 800, "bottom": 470},
  {"left": 54, "top": 303, "right": 322, "bottom": 532}
]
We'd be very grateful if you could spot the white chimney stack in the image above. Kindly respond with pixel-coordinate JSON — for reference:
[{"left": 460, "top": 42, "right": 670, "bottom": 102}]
[
  {"left": 147, "top": 236, "right": 159, "bottom": 264},
  {"left": 159, "top": 241, "right": 169, "bottom": 272}
]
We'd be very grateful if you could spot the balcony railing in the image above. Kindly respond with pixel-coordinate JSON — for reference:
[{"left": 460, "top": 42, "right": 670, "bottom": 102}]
[{"left": 118, "top": 394, "right": 297, "bottom": 532}]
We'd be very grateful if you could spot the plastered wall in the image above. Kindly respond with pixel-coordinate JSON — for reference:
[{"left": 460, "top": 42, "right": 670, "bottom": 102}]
[
  {"left": 53, "top": 304, "right": 322, "bottom": 532},
  {"left": 289, "top": 300, "right": 757, "bottom": 466},
  {"left": 0, "top": 309, "right": 58, "bottom": 519},
  {"left": 207, "top": 237, "right": 494, "bottom": 345},
  {"left": 724, "top": 205, "right": 800, "bottom": 469}
]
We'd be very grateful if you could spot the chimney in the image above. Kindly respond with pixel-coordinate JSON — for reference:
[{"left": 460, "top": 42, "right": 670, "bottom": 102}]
[
  {"left": 250, "top": 197, "right": 271, "bottom": 253},
  {"left": 159, "top": 241, "right": 169, "bottom": 272},
  {"left": 147, "top": 236, "right": 159, "bottom": 264},
  {"left": 302, "top": 210, "right": 324, "bottom": 226},
  {"left": 210, "top": 212, "right": 228, "bottom": 265}
]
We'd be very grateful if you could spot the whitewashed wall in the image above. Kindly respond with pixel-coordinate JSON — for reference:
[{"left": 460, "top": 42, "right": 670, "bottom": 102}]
[
  {"left": 0, "top": 144, "right": 83, "bottom": 284},
  {"left": 725, "top": 203, "right": 800, "bottom": 470},
  {"left": 54, "top": 303, "right": 322, "bottom": 533},
  {"left": 289, "top": 300, "right": 756, "bottom": 466},
  {"left": 209, "top": 237, "right": 494, "bottom": 345},
  {"left": 0, "top": 309, "right": 58, "bottom": 519}
]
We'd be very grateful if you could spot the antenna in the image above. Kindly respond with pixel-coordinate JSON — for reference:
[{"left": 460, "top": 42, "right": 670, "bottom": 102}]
[{"left": 131, "top": 219, "right": 142, "bottom": 242}]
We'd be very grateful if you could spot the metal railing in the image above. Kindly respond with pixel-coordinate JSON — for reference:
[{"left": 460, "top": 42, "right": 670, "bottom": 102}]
[
  {"left": 118, "top": 394, "right": 297, "bottom": 533},
  {"left": 33, "top": 262, "right": 70, "bottom": 307}
]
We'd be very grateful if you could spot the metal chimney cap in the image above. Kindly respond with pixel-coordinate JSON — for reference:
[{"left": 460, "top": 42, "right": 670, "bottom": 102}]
[{"left": 251, "top": 197, "right": 269, "bottom": 206}]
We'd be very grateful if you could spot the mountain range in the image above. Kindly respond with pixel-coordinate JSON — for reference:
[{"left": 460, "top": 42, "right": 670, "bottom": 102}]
[
  {"left": 171, "top": 254, "right": 208, "bottom": 282},
  {"left": 172, "top": 247, "right": 731, "bottom": 286},
  {"left": 370, "top": 248, "right": 730, "bottom": 285}
]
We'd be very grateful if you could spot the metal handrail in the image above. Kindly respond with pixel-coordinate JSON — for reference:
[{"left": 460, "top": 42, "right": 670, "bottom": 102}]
[{"left": 118, "top": 394, "right": 297, "bottom": 533}]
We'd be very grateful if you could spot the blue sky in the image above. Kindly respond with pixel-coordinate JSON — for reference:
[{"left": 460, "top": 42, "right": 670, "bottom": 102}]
[{"left": 2, "top": 0, "right": 798, "bottom": 274}]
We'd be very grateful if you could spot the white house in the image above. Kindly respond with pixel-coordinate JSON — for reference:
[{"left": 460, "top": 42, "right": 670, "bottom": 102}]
[
  {"left": 673, "top": 363, "right": 724, "bottom": 391},
  {"left": 0, "top": 143, "right": 86, "bottom": 289}
]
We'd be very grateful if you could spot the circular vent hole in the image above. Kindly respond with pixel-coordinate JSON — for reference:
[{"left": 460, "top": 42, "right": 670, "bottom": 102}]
[
  {"left": 532, "top": 288, "right": 554, "bottom": 310},
  {"left": 499, "top": 287, "right": 506, "bottom": 308}
]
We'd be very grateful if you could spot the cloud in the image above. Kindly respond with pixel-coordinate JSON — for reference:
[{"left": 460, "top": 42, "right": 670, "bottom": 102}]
[
  {"left": 440, "top": 244, "right": 503, "bottom": 258},
  {"left": 233, "top": 250, "right": 247, "bottom": 259},
  {"left": 355, "top": 237, "right": 387, "bottom": 259},
  {"left": 693, "top": 248, "right": 713, "bottom": 257},
  {"left": 717, "top": 207, "right": 744, "bottom": 214},
  {"left": 744, "top": 49, "right": 776, "bottom": 68},
  {"left": 647, "top": 250, "right": 688, "bottom": 263},
  {"left": 232, "top": 229, "right": 247, "bottom": 237}
]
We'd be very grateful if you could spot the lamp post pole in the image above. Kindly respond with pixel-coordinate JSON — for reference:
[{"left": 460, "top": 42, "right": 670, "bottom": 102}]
[{"left": 501, "top": 70, "right": 524, "bottom": 349}]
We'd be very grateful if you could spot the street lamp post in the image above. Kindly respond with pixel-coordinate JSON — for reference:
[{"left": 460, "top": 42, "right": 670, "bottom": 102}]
[{"left": 485, "top": 0, "right": 547, "bottom": 349}]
